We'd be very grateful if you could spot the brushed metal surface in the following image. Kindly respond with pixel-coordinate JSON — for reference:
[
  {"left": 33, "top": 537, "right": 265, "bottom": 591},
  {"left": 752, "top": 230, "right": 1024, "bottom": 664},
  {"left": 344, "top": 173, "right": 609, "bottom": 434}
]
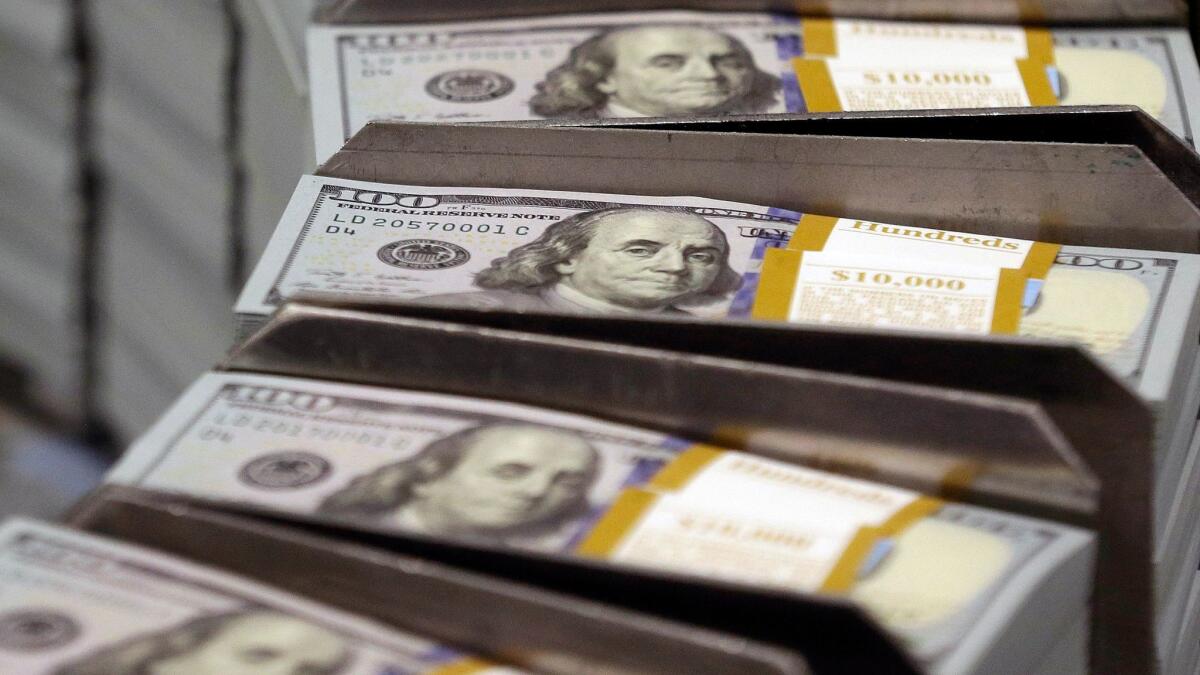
[{"left": 321, "top": 113, "right": 1200, "bottom": 254}]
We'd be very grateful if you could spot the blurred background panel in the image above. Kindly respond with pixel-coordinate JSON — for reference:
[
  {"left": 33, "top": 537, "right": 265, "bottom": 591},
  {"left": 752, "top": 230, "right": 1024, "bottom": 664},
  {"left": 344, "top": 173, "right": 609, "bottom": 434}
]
[
  {"left": 0, "top": 0, "right": 84, "bottom": 426},
  {"left": 0, "top": 0, "right": 312, "bottom": 521},
  {"left": 0, "top": 0, "right": 313, "bottom": 450}
]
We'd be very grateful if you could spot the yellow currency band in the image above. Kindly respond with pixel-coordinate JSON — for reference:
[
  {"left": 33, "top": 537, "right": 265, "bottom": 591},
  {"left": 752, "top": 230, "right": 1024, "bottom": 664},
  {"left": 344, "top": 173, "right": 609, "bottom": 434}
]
[
  {"left": 802, "top": 18, "right": 837, "bottom": 56},
  {"left": 792, "top": 59, "right": 842, "bottom": 112},
  {"left": 1021, "top": 241, "right": 1060, "bottom": 279},
  {"left": 787, "top": 214, "right": 839, "bottom": 251},
  {"left": 819, "top": 495, "right": 944, "bottom": 593},
  {"left": 1017, "top": 58, "right": 1059, "bottom": 106},
  {"left": 430, "top": 658, "right": 500, "bottom": 675},
  {"left": 1024, "top": 27, "right": 1055, "bottom": 65},
  {"left": 575, "top": 489, "right": 658, "bottom": 557},
  {"left": 991, "top": 269, "right": 1026, "bottom": 334},
  {"left": 647, "top": 445, "right": 724, "bottom": 491},
  {"left": 751, "top": 248, "right": 803, "bottom": 321},
  {"left": 577, "top": 445, "right": 726, "bottom": 556}
]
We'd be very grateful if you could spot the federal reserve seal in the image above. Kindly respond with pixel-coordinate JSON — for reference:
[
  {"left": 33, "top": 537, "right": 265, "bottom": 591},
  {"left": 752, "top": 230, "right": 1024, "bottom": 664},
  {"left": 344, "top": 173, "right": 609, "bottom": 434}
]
[
  {"left": 425, "top": 69, "right": 515, "bottom": 102},
  {"left": 377, "top": 239, "right": 470, "bottom": 270},
  {"left": 0, "top": 610, "right": 80, "bottom": 651},
  {"left": 239, "top": 451, "right": 331, "bottom": 489}
]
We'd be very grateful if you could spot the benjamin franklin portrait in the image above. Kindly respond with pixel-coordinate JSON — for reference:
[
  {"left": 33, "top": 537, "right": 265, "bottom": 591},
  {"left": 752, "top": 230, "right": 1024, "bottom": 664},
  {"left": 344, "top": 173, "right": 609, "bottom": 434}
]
[
  {"left": 319, "top": 423, "right": 602, "bottom": 543},
  {"left": 54, "top": 609, "right": 349, "bottom": 675},
  {"left": 414, "top": 207, "right": 744, "bottom": 315},
  {"left": 530, "top": 25, "right": 782, "bottom": 118}
]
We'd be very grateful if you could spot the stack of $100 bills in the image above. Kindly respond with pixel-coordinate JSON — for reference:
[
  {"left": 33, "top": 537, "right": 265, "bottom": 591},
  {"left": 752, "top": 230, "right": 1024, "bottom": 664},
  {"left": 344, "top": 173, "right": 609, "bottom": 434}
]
[
  {"left": 15, "top": 168, "right": 1196, "bottom": 675},
  {"left": 57, "top": 163, "right": 1189, "bottom": 672},
  {"left": 7, "top": 5, "right": 1200, "bottom": 675}
]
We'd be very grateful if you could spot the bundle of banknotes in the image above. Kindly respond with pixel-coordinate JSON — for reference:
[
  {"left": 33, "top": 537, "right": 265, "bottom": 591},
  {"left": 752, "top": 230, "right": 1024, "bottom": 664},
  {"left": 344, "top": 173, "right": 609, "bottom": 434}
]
[
  {"left": 290, "top": 11, "right": 1200, "bottom": 669},
  {"left": 45, "top": 167, "right": 1193, "bottom": 672},
  {"left": 8, "top": 4, "right": 1199, "bottom": 674},
  {"left": 307, "top": 10, "right": 1200, "bottom": 159},
  {"left": 102, "top": 371, "right": 1095, "bottom": 675},
  {"left": 0, "top": 518, "right": 521, "bottom": 674},
  {"left": 44, "top": 5, "right": 1200, "bottom": 439},
  {"left": 234, "top": 173, "right": 1200, "bottom": 669}
]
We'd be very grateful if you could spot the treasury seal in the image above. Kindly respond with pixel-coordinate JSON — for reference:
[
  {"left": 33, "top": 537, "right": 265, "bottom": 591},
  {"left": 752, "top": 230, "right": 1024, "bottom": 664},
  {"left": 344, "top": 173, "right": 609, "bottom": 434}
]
[
  {"left": 425, "top": 69, "right": 515, "bottom": 102},
  {"left": 377, "top": 239, "right": 470, "bottom": 270},
  {"left": 0, "top": 610, "right": 80, "bottom": 651},
  {"left": 239, "top": 451, "right": 331, "bottom": 489}
]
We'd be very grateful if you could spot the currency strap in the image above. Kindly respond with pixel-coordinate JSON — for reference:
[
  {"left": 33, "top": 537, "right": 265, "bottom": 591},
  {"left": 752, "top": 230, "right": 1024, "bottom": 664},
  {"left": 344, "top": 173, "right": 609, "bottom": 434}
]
[
  {"left": 578, "top": 447, "right": 944, "bottom": 595},
  {"left": 801, "top": 19, "right": 1054, "bottom": 64},
  {"left": 752, "top": 248, "right": 1026, "bottom": 335},
  {"left": 788, "top": 215, "right": 1060, "bottom": 284},
  {"left": 796, "top": 18, "right": 1056, "bottom": 113},
  {"left": 794, "top": 57, "right": 1058, "bottom": 113}
]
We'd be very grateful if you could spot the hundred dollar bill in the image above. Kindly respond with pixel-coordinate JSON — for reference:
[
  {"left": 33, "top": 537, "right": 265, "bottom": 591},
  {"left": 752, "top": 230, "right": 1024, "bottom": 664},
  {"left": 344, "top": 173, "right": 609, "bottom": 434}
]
[
  {"left": 108, "top": 371, "right": 1095, "bottom": 674},
  {"left": 1052, "top": 28, "right": 1200, "bottom": 148},
  {"left": 308, "top": 11, "right": 1200, "bottom": 159},
  {"left": 308, "top": 11, "right": 799, "bottom": 159},
  {"left": 234, "top": 175, "right": 799, "bottom": 334},
  {"left": 0, "top": 518, "right": 521, "bottom": 675},
  {"left": 1020, "top": 245, "right": 1200, "bottom": 457},
  {"left": 237, "top": 176, "right": 1200, "bottom": 426}
]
